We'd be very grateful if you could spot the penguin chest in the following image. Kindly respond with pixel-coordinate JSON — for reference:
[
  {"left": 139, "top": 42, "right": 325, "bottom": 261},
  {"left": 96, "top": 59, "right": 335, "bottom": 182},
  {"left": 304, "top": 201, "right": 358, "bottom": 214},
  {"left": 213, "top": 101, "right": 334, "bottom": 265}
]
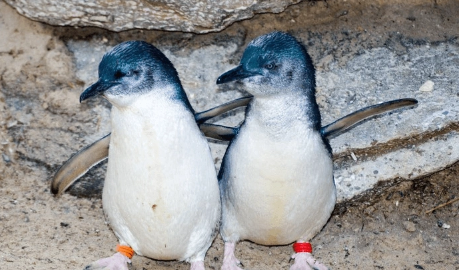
[
  {"left": 102, "top": 105, "right": 220, "bottom": 261},
  {"left": 225, "top": 124, "right": 335, "bottom": 245}
]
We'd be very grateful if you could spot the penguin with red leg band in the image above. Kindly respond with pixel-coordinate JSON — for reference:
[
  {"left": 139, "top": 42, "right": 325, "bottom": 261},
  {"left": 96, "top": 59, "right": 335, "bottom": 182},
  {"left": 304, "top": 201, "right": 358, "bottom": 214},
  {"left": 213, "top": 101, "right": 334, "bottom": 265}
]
[{"left": 216, "top": 31, "right": 417, "bottom": 270}]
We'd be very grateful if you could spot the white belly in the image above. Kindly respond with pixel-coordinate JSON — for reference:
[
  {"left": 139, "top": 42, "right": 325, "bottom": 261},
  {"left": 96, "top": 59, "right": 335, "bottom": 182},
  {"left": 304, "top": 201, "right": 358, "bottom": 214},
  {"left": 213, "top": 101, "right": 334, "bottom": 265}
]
[
  {"left": 220, "top": 120, "right": 336, "bottom": 245},
  {"left": 103, "top": 99, "right": 220, "bottom": 261}
]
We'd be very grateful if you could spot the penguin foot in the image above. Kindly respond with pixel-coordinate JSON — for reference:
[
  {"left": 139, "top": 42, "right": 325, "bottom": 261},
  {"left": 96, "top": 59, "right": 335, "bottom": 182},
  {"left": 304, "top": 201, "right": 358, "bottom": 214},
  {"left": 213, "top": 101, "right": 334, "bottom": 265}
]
[
  {"left": 190, "top": 261, "right": 205, "bottom": 270},
  {"left": 290, "top": 252, "right": 328, "bottom": 270},
  {"left": 84, "top": 252, "right": 131, "bottom": 270},
  {"left": 221, "top": 242, "right": 243, "bottom": 270}
]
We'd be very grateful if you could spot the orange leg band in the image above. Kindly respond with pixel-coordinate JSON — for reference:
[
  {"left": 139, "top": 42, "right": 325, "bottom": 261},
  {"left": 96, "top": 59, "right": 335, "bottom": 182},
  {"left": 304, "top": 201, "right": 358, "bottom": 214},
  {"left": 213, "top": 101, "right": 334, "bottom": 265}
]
[{"left": 116, "top": 244, "right": 135, "bottom": 259}]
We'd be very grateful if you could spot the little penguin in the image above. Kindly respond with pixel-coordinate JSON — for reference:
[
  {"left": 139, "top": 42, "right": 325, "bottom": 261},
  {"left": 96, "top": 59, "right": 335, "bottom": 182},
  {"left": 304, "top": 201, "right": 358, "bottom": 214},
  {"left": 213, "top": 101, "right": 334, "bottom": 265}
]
[
  {"left": 215, "top": 31, "right": 417, "bottom": 270},
  {"left": 77, "top": 40, "right": 220, "bottom": 270}
]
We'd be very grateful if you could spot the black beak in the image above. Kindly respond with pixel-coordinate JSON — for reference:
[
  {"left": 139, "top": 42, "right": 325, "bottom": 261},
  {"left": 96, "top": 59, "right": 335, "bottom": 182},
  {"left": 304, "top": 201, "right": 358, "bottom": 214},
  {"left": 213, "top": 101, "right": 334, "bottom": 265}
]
[
  {"left": 80, "top": 80, "right": 116, "bottom": 103},
  {"left": 216, "top": 65, "right": 259, "bottom": 85}
]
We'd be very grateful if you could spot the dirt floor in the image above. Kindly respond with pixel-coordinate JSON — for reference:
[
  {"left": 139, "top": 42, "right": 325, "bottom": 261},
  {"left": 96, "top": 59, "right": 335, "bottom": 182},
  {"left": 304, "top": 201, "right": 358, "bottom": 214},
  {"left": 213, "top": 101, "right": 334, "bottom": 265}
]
[{"left": 0, "top": 0, "right": 458, "bottom": 269}]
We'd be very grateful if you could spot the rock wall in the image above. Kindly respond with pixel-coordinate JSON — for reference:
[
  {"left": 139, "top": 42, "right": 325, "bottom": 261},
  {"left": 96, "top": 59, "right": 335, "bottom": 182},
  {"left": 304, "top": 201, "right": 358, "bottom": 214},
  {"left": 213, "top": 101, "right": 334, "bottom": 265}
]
[{"left": 4, "top": 0, "right": 301, "bottom": 33}]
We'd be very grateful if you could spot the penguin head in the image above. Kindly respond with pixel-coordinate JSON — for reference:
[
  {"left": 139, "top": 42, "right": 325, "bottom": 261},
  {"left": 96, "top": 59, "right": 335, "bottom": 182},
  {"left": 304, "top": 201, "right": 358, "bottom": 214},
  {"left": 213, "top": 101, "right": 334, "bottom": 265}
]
[
  {"left": 80, "top": 41, "right": 188, "bottom": 108},
  {"left": 217, "top": 31, "right": 315, "bottom": 97}
]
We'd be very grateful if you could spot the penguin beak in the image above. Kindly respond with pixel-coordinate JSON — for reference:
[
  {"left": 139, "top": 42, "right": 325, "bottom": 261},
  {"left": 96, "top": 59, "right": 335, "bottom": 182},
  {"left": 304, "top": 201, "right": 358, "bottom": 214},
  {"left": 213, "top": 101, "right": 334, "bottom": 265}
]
[
  {"left": 80, "top": 80, "right": 117, "bottom": 103},
  {"left": 216, "top": 65, "right": 259, "bottom": 85}
]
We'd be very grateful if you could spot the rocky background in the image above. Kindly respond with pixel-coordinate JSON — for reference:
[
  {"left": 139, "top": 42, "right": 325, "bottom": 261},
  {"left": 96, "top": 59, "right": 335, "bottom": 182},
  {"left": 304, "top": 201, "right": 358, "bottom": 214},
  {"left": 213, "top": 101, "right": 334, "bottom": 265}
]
[{"left": 0, "top": 0, "right": 458, "bottom": 269}]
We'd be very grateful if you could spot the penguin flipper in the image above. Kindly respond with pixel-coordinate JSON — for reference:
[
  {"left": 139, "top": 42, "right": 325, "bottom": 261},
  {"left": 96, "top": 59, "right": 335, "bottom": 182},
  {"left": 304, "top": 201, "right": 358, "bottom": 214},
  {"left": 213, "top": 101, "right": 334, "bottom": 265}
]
[
  {"left": 199, "top": 123, "right": 238, "bottom": 141},
  {"left": 321, "top": 98, "right": 418, "bottom": 138},
  {"left": 195, "top": 96, "right": 252, "bottom": 123},
  {"left": 51, "top": 133, "right": 111, "bottom": 196}
]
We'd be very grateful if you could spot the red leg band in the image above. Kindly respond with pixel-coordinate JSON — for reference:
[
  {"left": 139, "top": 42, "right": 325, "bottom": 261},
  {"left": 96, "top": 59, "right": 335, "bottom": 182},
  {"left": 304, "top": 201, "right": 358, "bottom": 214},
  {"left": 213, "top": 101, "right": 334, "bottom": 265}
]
[
  {"left": 293, "top": 242, "right": 312, "bottom": 253},
  {"left": 117, "top": 244, "right": 135, "bottom": 259}
]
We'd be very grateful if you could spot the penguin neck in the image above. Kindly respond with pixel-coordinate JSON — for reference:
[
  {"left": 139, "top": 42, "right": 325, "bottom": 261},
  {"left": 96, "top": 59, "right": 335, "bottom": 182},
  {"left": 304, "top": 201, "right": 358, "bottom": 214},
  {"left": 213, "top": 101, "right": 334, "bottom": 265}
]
[
  {"left": 107, "top": 83, "right": 194, "bottom": 114},
  {"left": 247, "top": 91, "right": 321, "bottom": 132},
  {"left": 110, "top": 88, "right": 193, "bottom": 129}
]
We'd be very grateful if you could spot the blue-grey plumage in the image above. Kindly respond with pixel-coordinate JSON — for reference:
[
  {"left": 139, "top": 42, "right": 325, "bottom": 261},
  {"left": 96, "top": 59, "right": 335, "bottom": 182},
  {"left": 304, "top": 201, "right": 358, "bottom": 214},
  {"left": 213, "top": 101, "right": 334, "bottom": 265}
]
[
  {"left": 217, "top": 32, "right": 336, "bottom": 270},
  {"left": 80, "top": 40, "right": 194, "bottom": 110},
  {"left": 80, "top": 41, "right": 220, "bottom": 270}
]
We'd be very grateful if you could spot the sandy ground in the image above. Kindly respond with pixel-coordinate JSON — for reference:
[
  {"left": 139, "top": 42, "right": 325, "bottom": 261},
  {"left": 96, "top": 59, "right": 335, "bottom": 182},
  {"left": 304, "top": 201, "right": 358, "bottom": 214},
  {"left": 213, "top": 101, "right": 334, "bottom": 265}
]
[{"left": 0, "top": 0, "right": 458, "bottom": 269}]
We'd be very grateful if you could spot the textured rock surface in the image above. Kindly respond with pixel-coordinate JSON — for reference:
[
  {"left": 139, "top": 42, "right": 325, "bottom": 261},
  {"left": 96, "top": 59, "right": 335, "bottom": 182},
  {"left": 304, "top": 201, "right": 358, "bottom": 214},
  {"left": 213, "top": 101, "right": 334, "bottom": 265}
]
[{"left": 4, "top": 0, "right": 300, "bottom": 33}]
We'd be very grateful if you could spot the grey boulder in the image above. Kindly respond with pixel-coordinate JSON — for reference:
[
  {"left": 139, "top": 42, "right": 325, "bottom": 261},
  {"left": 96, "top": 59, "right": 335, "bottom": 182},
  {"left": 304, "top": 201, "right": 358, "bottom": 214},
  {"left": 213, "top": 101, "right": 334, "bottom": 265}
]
[{"left": 5, "top": 0, "right": 301, "bottom": 33}]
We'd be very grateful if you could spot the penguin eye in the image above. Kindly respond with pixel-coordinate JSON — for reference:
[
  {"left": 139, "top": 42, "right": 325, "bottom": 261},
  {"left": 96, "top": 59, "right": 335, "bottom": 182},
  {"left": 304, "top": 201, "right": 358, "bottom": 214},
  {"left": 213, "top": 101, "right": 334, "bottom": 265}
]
[
  {"left": 126, "top": 70, "right": 140, "bottom": 77},
  {"left": 115, "top": 70, "right": 139, "bottom": 79},
  {"left": 264, "top": 63, "right": 276, "bottom": 70}
]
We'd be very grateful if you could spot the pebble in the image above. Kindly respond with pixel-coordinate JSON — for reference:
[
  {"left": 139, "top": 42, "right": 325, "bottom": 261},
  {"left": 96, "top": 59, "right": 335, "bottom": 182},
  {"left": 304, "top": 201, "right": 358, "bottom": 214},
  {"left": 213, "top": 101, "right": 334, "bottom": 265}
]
[
  {"left": 403, "top": 221, "right": 416, "bottom": 232},
  {"left": 442, "top": 223, "right": 451, "bottom": 229},
  {"left": 437, "top": 220, "right": 444, "bottom": 227},
  {"left": 2, "top": 153, "right": 11, "bottom": 163},
  {"left": 350, "top": 152, "right": 357, "bottom": 161},
  {"left": 6, "top": 120, "right": 17, "bottom": 128},
  {"left": 419, "top": 80, "right": 434, "bottom": 92}
]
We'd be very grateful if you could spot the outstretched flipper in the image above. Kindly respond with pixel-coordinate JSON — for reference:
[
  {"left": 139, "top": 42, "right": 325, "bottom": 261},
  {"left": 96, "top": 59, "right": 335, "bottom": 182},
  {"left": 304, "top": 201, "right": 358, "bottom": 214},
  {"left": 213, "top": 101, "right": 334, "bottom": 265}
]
[
  {"left": 51, "top": 134, "right": 110, "bottom": 196},
  {"left": 200, "top": 123, "right": 239, "bottom": 141},
  {"left": 321, "top": 98, "right": 418, "bottom": 138},
  {"left": 195, "top": 96, "right": 252, "bottom": 124},
  {"left": 51, "top": 97, "right": 251, "bottom": 196}
]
